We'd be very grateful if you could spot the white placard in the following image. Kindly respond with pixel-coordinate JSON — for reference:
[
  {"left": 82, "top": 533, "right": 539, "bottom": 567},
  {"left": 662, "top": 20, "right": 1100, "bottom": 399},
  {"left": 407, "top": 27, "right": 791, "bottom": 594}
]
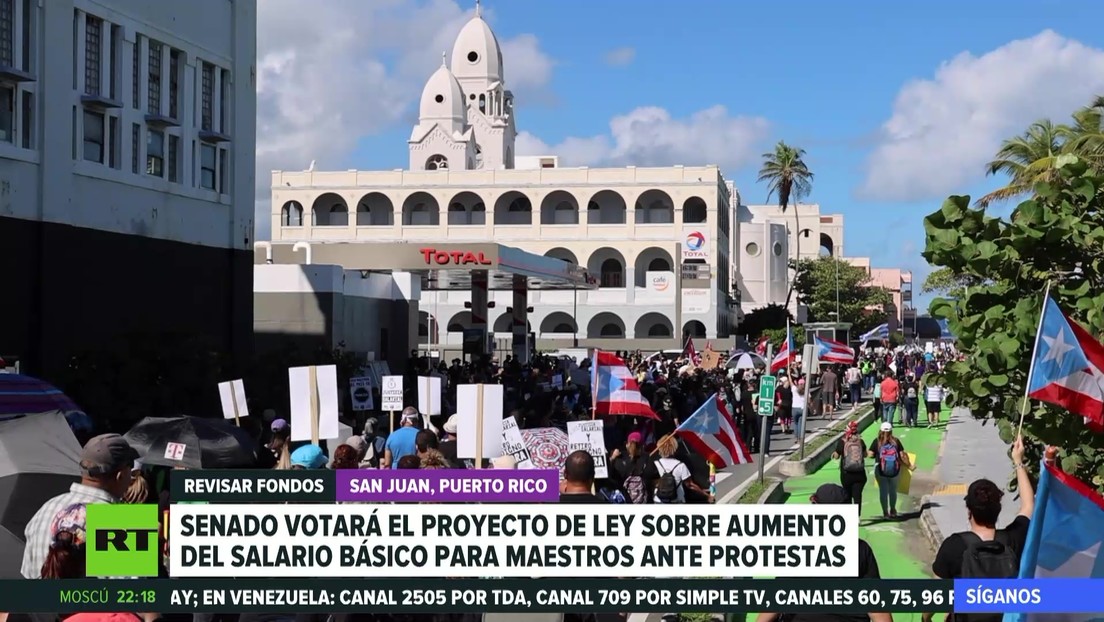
[
  {"left": 567, "top": 419, "right": 609, "bottom": 478},
  {"left": 417, "top": 376, "right": 442, "bottom": 416},
  {"left": 163, "top": 442, "right": 186, "bottom": 461},
  {"left": 381, "top": 375, "right": 403, "bottom": 411},
  {"left": 349, "top": 376, "right": 374, "bottom": 411},
  {"left": 500, "top": 415, "right": 533, "bottom": 469},
  {"left": 457, "top": 384, "right": 504, "bottom": 460},
  {"left": 551, "top": 374, "right": 564, "bottom": 390},
  {"left": 288, "top": 365, "right": 340, "bottom": 442},
  {"left": 217, "top": 379, "right": 249, "bottom": 420}
]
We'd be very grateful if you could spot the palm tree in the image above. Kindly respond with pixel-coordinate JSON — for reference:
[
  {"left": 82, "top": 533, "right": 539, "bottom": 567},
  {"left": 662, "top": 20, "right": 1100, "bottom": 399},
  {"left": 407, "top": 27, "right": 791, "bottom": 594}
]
[
  {"left": 976, "top": 119, "right": 1069, "bottom": 208},
  {"left": 757, "top": 141, "right": 814, "bottom": 309},
  {"left": 1065, "top": 96, "right": 1104, "bottom": 170}
]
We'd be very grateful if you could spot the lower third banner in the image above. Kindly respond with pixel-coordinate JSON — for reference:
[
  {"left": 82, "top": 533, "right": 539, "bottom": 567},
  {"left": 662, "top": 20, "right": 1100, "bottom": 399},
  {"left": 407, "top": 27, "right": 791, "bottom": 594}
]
[{"left": 0, "top": 579, "right": 952, "bottom": 614}]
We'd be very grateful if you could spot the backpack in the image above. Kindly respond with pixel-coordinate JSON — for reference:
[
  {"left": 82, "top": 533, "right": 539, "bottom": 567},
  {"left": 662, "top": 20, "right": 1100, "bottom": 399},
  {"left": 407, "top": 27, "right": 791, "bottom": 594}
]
[
  {"left": 361, "top": 434, "right": 384, "bottom": 468},
  {"left": 878, "top": 441, "right": 901, "bottom": 477},
  {"left": 907, "top": 386, "right": 917, "bottom": 399},
  {"left": 954, "top": 531, "right": 1019, "bottom": 622},
  {"left": 623, "top": 460, "right": 648, "bottom": 504},
  {"left": 841, "top": 436, "right": 865, "bottom": 473},
  {"left": 655, "top": 460, "right": 681, "bottom": 503}
]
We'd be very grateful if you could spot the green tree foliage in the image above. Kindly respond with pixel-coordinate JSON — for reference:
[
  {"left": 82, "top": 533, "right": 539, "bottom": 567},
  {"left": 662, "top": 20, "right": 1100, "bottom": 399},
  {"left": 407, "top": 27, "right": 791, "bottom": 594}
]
[
  {"left": 923, "top": 155, "right": 1104, "bottom": 490},
  {"left": 758, "top": 141, "right": 814, "bottom": 308},
  {"left": 920, "top": 266, "right": 984, "bottom": 297},
  {"left": 792, "top": 256, "right": 892, "bottom": 336},
  {"left": 762, "top": 326, "right": 806, "bottom": 352},
  {"left": 739, "top": 303, "right": 792, "bottom": 338}
]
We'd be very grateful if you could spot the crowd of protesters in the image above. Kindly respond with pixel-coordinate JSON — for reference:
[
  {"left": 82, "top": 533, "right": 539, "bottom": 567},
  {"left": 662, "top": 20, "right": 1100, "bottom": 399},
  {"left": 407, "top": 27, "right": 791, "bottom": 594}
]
[{"left": 8, "top": 341, "right": 1008, "bottom": 622}]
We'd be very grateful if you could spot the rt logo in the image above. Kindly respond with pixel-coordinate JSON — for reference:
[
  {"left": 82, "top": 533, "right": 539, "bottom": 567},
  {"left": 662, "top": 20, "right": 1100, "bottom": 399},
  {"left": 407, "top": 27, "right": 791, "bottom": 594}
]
[{"left": 86, "top": 504, "right": 160, "bottom": 577}]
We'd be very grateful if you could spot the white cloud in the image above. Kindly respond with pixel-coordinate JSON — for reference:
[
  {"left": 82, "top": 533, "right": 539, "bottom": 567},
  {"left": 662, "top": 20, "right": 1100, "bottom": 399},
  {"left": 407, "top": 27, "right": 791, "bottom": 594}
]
[
  {"left": 604, "top": 47, "right": 636, "bottom": 66},
  {"left": 859, "top": 30, "right": 1104, "bottom": 202},
  {"left": 254, "top": 0, "right": 555, "bottom": 239},
  {"left": 517, "top": 106, "right": 770, "bottom": 171}
]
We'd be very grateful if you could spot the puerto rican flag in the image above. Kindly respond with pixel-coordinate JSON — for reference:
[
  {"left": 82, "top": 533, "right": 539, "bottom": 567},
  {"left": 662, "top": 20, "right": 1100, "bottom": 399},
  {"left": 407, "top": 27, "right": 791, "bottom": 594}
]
[
  {"left": 591, "top": 350, "right": 659, "bottom": 419},
  {"left": 676, "top": 393, "right": 752, "bottom": 468},
  {"left": 771, "top": 327, "right": 794, "bottom": 374},
  {"left": 755, "top": 336, "right": 770, "bottom": 356},
  {"left": 815, "top": 336, "right": 855, "bottom": 365},
  {"left": 1026, "top": 296, "right": 1104, "bottom": 430},
  {"left": 1003, "top": 461, "right": 1104, "bottom": 622},
  {"left": 682, "top": 337, "right": 701, "bottom": 366}
]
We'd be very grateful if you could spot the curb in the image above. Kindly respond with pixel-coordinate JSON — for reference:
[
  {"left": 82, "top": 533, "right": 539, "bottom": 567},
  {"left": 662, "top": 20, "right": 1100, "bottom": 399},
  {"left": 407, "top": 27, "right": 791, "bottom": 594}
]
[
  {"left": 919, "top": 493, "right": 944, "bottom": 553},
  {"left": 779, "top": 406, "right": 876, "bottom": 477},
  {"left": 757, "top": 478, "right": 786, "bottom": 504}
]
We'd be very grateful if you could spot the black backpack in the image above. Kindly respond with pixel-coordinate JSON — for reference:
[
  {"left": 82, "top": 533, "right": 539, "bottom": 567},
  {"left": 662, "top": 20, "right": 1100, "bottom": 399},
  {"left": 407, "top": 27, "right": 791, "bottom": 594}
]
[
  {"left": 955, "top": 531, "right": 1019, "bottom": 622},
  {"left": 655, "top": 461, "right": 680, "bottom": 503}
]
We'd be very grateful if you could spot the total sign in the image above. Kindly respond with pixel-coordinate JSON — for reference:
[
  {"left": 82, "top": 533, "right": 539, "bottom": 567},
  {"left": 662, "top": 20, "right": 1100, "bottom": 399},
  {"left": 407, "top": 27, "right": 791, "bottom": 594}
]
[{"left": 683, "top": 231, "right": 708, "bottom": 260}]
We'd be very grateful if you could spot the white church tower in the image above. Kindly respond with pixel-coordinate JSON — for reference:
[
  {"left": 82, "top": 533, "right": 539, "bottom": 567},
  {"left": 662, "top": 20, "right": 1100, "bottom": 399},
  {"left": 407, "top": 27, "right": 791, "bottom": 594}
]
[{"left": 409, "top": 1, "right": 516, "bottom": 171}]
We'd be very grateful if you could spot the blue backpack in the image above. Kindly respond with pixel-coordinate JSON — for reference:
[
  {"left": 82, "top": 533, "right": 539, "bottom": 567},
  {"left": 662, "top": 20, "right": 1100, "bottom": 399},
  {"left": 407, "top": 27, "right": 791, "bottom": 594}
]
[{"left": 879, "top": 442, "right": 900, "bottom": 477}]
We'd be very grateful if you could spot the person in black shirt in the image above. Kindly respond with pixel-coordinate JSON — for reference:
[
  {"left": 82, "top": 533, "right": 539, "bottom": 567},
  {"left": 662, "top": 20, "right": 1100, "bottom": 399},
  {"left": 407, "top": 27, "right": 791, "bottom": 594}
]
[
  {"left": 559, "top": 450, "right": 606, "bottom": 503},
  {"left": 929, "top": 436, "right": 1034, "bottom": 578},
  {"left": 756, "top": 483, "right": 891, "bottom": 622}
]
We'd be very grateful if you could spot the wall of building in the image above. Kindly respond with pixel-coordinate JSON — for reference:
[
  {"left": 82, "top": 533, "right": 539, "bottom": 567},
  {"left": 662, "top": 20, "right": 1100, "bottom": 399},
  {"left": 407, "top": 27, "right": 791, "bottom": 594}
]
[
  {"left": 736, "top": 221, "right": 789, "bottom": 314},
  {"left": 0, "top": 0, "right": 256, "bottom": 378},
  {"left": 253, "top": 265, "right": 420, "bottom": 370},
  {"left": 270, "top": 165, "right": 740, "bottom": 341}
]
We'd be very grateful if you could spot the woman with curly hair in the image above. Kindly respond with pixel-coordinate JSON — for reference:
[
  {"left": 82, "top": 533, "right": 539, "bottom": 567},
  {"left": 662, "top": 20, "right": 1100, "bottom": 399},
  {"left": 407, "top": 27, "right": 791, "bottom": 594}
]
[
  {"left": 420, "top": 449, "right": 449, "bottom": 469},
  {"left": 330, "top": 444, "right": 360, "bottom": 470}
]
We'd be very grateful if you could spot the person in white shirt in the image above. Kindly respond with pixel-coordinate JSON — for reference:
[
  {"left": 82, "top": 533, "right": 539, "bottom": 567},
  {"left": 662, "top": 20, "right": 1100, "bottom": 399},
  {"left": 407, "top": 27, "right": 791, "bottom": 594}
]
[
  {"left": 792, "top": 378, "right": 808, "bottom": 437},
  {"left": 845, "top": 364, "right": 863, "bottom": 408},
  {"left": 923, "top": 378, "right": 945, "bottom": 427},
  {"left": 648, "top": 436, "right": 713, "bottom": 504}
]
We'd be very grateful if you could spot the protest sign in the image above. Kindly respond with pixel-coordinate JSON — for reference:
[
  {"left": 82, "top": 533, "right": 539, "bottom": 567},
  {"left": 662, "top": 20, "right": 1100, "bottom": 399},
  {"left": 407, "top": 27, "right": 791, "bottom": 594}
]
[
  {"left": 218, "top": 379, "right": 248, "bottom": 424},
  {"left": 349, "top": 377, "right": 374, "bottom": 411},
  {"left": 500, "top": 415, "right": 533, "bottom": 468},
  {"left": 289, "top": 365, "right": 339, "bottom": 443},
  {"left": 567, "top": 419, "right": 608, "bottom": 478},
  {"left": 418, "top": 376, "right": 442, "bottom": 416},
  {"left": 381, "top": 376, "right": 403, "bottom": 411},
  {"left": 458, "top": 384, "right": 504, "bottom": 462}
]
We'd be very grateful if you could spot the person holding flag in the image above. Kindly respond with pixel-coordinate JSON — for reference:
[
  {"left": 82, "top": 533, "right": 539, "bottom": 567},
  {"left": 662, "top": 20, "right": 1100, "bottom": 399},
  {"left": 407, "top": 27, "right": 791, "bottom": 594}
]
[
  {"left": 670, "top": 392, "right": 752, "bottom": 502},
  {"left": 771, "top": 323, "right": 794, "bottom": 376},
  {"left": 590, "top": 350, "right": 659, "bottom": 419}
]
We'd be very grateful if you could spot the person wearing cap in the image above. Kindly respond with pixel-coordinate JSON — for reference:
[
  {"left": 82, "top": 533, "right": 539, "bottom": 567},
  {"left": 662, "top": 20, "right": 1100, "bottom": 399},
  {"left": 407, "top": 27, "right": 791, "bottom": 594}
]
[
  {"left": 266, "top": 418, "right": 292, "bottom": 470},
  {"left": 290, "top": 444, "right": 328, "bottom": 469},
  {"left": 868, "top": 422, "right": 913, "bottom": 519},
  {"left": 383, "top": 408, "right": 421, "bottom": 469},
  {"left": 610, "top": 431, "right": 650, "bottom": 504},
  {"left": 437, "top": 415, "right": 459, "bottom": 464},
  {"left": 21, "top": 434, "right": 138, "bottom": 578},
  {"left": 754, "top": 484, "right": 890, "bottom": 622}
]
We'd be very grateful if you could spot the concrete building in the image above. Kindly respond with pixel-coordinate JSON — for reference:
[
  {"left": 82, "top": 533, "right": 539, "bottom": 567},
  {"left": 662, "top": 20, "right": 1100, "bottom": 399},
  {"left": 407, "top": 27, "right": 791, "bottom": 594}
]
[
  {"left": 0, "top": 0, "right": 257, "bottom": 376},
  {"left": 268, "top": 7, "right": 776, "bottom": 351},
  {"left": 736, "top": 202, "right": 843, "bottom": 317},
  {"left": 845, "top": 259, "right": 915, "bottom": 336}
]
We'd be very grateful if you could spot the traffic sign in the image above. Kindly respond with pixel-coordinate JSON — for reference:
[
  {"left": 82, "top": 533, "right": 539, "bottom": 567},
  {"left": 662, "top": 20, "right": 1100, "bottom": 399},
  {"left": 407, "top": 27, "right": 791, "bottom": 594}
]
[{"left": 757, "top": 375, "right": 776, "bottom": 416}]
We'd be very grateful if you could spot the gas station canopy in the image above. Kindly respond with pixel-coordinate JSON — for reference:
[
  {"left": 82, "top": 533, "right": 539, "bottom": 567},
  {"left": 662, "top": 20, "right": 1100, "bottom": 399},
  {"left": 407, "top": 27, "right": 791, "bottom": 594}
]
[{"left": 260, "top": 242, "right": 597, "bottom": 290}]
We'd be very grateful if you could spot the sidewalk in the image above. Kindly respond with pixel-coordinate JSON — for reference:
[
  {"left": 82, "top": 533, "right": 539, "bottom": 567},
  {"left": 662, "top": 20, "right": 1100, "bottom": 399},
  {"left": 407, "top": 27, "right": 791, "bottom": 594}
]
[
  {"left": 921, "top": 406, "right": 1018, "bottom": 551},
  {"left": 763, "top": 407, "right": 949, "bottom": 622}
]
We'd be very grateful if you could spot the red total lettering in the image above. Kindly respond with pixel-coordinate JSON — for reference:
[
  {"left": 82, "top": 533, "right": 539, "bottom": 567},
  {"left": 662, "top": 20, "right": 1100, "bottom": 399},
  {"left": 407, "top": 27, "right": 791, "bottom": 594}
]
[{"left": 418, "top": 248, "right": 491, "bottom": 265}]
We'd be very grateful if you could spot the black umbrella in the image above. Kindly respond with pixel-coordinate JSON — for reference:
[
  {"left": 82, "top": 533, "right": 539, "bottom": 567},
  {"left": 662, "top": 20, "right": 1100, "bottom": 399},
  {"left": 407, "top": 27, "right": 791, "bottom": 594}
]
[
  {"left": 0, "top": 413, "right": 82, "bottom": 578},
  {"left": 125, "top": 416, "right": 257, "bottom": 469}
]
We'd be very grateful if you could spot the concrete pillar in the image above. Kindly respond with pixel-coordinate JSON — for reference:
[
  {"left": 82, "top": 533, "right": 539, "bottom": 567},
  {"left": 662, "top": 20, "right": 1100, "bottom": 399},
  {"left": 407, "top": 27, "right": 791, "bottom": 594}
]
[
  {"left": 470, "top": 270, "right": 489, "bottom": 356},
  {"left": 512, "top": 275, "right": 529, "bottom": 364}
]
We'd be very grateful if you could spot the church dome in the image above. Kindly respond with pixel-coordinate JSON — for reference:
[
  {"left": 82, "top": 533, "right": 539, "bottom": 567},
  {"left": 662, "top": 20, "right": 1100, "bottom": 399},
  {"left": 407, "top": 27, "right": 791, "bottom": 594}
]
[
  {"left": 450, "top": 13, "right": 503, "bottom": 83},
  {"left": 418, "top": 62, "right": 467, "bottom": 124}
]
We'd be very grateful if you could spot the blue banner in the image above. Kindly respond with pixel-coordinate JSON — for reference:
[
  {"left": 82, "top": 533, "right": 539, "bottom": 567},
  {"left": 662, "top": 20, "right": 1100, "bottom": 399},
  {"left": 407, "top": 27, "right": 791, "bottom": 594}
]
[{"left": 954, "top": 579, "right": 1104, "bottom": 615}]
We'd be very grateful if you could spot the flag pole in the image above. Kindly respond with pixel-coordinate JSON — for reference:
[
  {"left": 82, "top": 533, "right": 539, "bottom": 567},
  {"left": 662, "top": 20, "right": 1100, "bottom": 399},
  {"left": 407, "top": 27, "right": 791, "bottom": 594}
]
[{"left": 1018, "top": 281, "right": 1053, "bottom": 435}]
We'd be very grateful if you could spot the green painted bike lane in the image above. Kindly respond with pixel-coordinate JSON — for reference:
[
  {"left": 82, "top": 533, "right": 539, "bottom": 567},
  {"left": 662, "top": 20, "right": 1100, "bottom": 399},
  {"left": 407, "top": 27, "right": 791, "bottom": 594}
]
[{"left": 772, "top": 408, "right": 949, "bottom": 621}]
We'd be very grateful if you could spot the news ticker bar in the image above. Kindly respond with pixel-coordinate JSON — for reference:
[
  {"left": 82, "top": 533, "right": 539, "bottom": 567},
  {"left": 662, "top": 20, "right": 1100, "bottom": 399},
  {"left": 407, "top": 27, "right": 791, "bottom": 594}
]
[
  {"left": 3, "top": 579, "right": 953, "bottom": 614},
  {"left": 171, "top": 469, "right": 560, "bottom": 503}
]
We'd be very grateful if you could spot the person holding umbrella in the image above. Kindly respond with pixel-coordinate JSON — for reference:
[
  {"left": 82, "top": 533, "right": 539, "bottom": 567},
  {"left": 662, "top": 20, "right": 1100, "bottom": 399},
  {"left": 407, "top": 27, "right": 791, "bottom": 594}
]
[{"left": 20, "top": 434, "right": 138, "bottom": 578}]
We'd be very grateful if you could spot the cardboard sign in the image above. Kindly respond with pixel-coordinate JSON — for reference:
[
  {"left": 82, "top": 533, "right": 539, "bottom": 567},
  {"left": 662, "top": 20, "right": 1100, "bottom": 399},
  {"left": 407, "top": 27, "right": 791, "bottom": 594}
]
[
  {"left": 381, "top": 375, "right": 404, "bottom": 411},
  {"left": 288, "top": 365, "right": 340, "bottom": 442},
  {"left": 701, "top": 349, "right": 722, "bottom": 370},
  {"left": 457, "top": 384, "right": 504, "bottom": 460},
  {"left": 163, "top": 442, "right": 186, "bottom": 461},
  {"left": 567, "top": 420, "right": 608, "bottom": 478},
  {"left": 501, "top": 415, "right": 533, "bottom": 469},
  {"left": 218, "top": 379, "right": 249, "bottom": 420},
  {"left": 350, "top": 376, "right": 374, "bottom": 411},
  {"left": 417, "top": 376, "right": 443, "bottom": 416}
]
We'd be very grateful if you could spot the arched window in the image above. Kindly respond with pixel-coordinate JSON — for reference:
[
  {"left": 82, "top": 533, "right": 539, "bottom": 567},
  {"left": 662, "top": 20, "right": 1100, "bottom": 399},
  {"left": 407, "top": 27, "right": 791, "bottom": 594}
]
[
  {"left": 328, "top": 203, "right": 348, "bottom": 226},
  {"left": 600, "top": 259, "right": 623, "bottom": 288},
  {"left": 281, "top": 201, "right": 303, "bottom": 227},
  {"left": 426, "top": 155, "right": 448, "bottom": 171}
]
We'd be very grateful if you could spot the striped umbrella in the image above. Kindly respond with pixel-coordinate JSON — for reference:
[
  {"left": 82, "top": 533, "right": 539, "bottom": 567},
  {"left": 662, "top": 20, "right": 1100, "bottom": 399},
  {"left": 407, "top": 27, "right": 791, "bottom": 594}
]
[{"left": 0, "top": 374, "right": 84, "bottom": 420}]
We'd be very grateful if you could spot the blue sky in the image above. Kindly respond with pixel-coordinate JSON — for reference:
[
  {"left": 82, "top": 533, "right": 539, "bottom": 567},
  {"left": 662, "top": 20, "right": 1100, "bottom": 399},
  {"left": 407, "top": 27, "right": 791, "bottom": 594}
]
[{"left": 258, "top": 0, "right": 1104, "bottom": 310}]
